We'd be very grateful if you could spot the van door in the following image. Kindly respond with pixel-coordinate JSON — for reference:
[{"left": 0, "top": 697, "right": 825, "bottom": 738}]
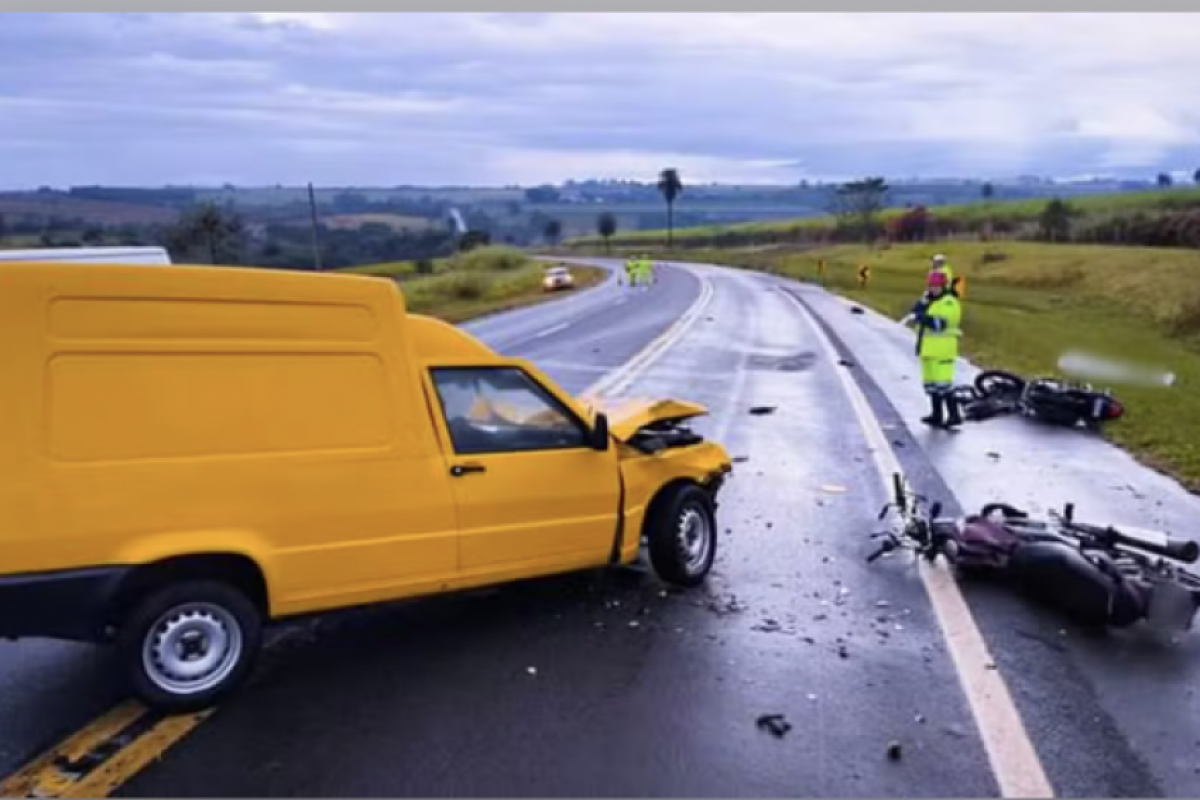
[{"left": 426, "top": 365, "right": 621, "bottom": 576}]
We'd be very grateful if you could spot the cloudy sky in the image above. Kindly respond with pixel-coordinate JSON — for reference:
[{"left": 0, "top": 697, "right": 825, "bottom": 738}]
[{"left": 3, "top": 12, "right": 1199, "bottom": 188}]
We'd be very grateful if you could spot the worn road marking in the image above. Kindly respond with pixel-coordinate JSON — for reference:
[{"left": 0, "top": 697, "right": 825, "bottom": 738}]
[
  {"left": 532, "top": 321, "right": 571, "bottom": 339},
  {"left": 582, "top": 267, "right": 715, "bottom": 399},
  {"left": 0, "top": 701, "right": 211, "bottom": 798},
  {"left": 787, "top": 289, "right": 1055, "bottom": 800},
  {"left": 0, "top": 260, "right": 714, "bottom": 799}
]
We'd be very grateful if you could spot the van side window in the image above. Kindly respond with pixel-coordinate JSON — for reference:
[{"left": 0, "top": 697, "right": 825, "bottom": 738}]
[{"left": 430, "top": 367, "right": 588, "bottom": 455}]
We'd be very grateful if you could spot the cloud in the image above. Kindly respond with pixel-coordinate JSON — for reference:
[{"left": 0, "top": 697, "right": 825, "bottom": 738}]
[{"left": 1, "top": 12, "right": 1198, "bottom": 187}]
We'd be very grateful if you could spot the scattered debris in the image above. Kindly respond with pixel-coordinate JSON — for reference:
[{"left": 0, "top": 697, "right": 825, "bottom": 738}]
[
  {"left": 886, "top": 741, "right": 903, "bottom": 761},
  {"left": 807, "top": 693, "right": 819, "bottom": 702},
  {"left": 707, "top": 595, "right": 747, "bottom": 617},
  {"left": 732, "top": 455, "right": 750, "bottom": 463},
  {"left": 985, "top": 662, "right": 997, "bottom": 670},
  {"left": 749, "top": 406, "right": 777, "bottom": 416},
  {"left": 915, "top": 714, "right": 926, "bottom": 724},
  {"left": 875, "top": 600, "right": 891, "bottom": 609},
  {"left": 756, "top": 714, "right": 792, "bottom": 739},
  {"left": 838, "top": 359, "right": 856, "bottom": 368},
  {"left": 753, "top": 619, "right": 783, "bottom": 634},
  {"left": 987, "top": 451, "right": 1002, "bottom": 461},
  {"left": 628, "top": 620, "right": 641, "bottom": 629},
  {"left": 821, "top": 484, "right": 848, "bottom": 494},
  {"left": 850, "top": 306, "right": 865, "bottom": 315},
  {"left": 837, "top": 643, "right": 849, "bottom": 659},
  {"left": 527, "top": 666, "right": 538, "bottom": 676}
]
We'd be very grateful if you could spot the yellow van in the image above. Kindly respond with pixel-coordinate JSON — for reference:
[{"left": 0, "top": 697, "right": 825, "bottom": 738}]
[{"left": 0, "top": 262, "right": 733, "bottom": 712}]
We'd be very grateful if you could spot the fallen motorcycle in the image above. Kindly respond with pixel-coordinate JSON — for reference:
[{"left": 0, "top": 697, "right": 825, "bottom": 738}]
[
  {"left": 949, "top": 368, "right": 1125, "bottom": 431},
  {"left": 866, "top": 474, "right": 1200, "bottom": 633}
]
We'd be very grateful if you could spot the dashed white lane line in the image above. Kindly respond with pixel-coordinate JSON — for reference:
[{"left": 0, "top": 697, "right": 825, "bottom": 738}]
[
  {"left": 787, "top": 289, "right": 1055, "bottom": 800},
  {"left": 532, "top": 321, "right": 571, "bottom": 339}
]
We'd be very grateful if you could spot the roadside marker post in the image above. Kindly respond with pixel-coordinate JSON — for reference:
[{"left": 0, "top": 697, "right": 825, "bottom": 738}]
[{"left": 857, "top": 263, "right": 870, "bottom": 289}]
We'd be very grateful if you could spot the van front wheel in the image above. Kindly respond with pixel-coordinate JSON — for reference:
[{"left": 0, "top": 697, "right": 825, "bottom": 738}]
[
  {"left": 647, "top": 483, "right": 717, "bottom": 588},
  {"left": 117, "top": 580, "right": 263, "bottom": 713}
]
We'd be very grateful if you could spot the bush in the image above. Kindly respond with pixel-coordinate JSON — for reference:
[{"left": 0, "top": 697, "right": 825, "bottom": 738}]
[
  {"left": 453, "top": 245, "right": 529, "bottom": 272},
  {"left": 443, "top": 271, "right": 491, "bottom": 300}
]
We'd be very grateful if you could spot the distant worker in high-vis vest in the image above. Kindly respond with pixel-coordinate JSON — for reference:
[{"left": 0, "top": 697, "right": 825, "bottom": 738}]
[
  {"left": 624, "top": 256, "right": 636, "bottom": 287},
  {"left": 904, "top": 270, "right": 964, "bottom": 430}
]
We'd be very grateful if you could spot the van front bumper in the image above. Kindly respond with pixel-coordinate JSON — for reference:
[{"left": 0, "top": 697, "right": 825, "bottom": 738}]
[{"left": 0, "top": 566, "right": 129, "bottom": 643}]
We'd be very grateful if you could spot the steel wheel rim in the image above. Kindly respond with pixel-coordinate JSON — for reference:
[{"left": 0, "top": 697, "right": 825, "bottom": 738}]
[
  {"left": 677, "top": 504, "right": 713, "bottom": 573},
  {"left": 142, "top": 602, "right": 243, "bottom": 696}
]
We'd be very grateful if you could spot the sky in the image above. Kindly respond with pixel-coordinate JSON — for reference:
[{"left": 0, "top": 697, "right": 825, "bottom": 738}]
[{"left": 2, "top": 12, "right": 1200, "bottom": 188}]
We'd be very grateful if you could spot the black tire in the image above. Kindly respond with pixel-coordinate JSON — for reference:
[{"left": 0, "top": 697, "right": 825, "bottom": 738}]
[
  {"left": 646, "top": 483, "right": 718, "bottom": 588},
  {"left": 116, "top": 580, "right": 263, "bottom": 714},
  {"left": 974, "top": 369, "right": 1026, "bottom": 397}
]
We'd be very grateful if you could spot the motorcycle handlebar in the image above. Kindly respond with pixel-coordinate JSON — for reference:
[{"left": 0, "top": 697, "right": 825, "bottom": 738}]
[{"left": 1065, "top": 520, "right": 1200, "bottom": 565}]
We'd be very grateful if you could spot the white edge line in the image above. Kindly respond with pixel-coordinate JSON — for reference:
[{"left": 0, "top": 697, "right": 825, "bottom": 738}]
[{"left": 787, "top": 288, "right": 1056, "bottom": 800}]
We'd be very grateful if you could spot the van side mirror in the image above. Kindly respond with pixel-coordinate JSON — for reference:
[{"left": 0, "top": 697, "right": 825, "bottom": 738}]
[{"left": 589, "top": 413, "right": 610, "bottom": 451}]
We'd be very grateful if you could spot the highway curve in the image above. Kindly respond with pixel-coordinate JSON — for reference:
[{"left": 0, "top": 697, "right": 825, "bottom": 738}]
[{"left": 3, "top": 259, "right": 1200, "bottom": 797}]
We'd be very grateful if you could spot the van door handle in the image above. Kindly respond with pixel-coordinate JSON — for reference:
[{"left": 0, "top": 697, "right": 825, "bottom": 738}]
[{"left": 450, "top": 463, "right": 487, "bottom": 477}]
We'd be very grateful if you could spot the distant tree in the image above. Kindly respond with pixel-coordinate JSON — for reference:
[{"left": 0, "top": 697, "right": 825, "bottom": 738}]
[
  {"left": 168, "top": 202, "right": 245, "bottom": 264},
  {"left": 981, "top": 182, "right": 995, "bottom": 200},
  {"left": 596, "top": 211, "right": 618, "bottom": 253},
  {"left": 831, "top": 177, "right": 889, "bottom": 243},
  {"left": 0, "top": 213, "right": 6, "bottom": 241},
  {"left": 524, "top": 185, "right": 561, "bottom": 204},
  {"left": 1158, "top": 172, "right": 1174, "bottom": 188},
  {"left": 458, "top": 230, "right": 491, "bottom": 252},
  {"left": 543, "top": 218, "right": 563, "bottom": 245},
  {"left": 1194, "top": 168, "right": 1200, "bottom": 185},
  {"left": 81, "top": 226, "right": 105, "bottom": 245},
  {"left": 656, "top": 168, "right": 683, "bottom": 249},
  {"left": 890, "top": 205, "right": 931, "bottom": 242},
  {"left": 1038, "top": 198, "right": 1078, "bottom": 242}
]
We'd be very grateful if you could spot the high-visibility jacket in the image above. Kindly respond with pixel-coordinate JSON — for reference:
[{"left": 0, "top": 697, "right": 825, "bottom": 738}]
[{"left": 911, "top": 293, "right": 962, "bottom": 359}]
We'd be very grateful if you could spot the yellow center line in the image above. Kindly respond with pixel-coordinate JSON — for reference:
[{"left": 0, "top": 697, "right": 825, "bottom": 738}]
[{"left": 0, "top": 702, "right": 211, "bottom": 799}]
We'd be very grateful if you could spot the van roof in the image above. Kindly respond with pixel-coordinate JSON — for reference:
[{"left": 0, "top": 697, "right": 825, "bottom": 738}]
[{"left": 0, "top": 261, "right": 399, "bottom": 305}]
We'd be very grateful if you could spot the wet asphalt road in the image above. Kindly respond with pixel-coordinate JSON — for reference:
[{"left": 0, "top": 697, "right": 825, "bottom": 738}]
[{"left": 5, "top": 258, "right": 1200, "bottom": 796}]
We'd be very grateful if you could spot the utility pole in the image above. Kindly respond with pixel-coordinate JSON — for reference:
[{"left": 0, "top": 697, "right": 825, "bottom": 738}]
[{"left": 307, "top": 182, "right": 323, "bottom": 271}]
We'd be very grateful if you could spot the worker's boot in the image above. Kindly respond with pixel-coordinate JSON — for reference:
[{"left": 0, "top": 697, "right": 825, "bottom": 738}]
[
  {"left": 920, "top": 392, "right": 944, "bottom": 427},
  {"left": 943, "top": 390, "right": 964, "bottom": 431}
]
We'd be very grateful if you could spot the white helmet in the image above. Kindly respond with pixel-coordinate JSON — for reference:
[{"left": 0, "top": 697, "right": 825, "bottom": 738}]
[{"left": 932, "top": 253, "right": 947, "bottom": 264}]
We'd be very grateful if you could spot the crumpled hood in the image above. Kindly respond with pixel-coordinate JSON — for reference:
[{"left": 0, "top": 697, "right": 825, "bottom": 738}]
[{"left": 582, "top": 396, "right": 709, "bottom": 442}]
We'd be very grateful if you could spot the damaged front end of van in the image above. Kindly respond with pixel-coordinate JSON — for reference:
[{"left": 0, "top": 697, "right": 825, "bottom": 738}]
[{"left": 584, "top": 396, "right": 734, "bottom": 581}]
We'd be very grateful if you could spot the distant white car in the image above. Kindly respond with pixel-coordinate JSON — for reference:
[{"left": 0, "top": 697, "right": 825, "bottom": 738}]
[{"left": 542, "top": 265, "right": 575, "bottom": 292}]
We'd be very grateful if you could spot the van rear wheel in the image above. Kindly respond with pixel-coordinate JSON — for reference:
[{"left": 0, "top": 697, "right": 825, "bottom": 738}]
[
  {"left": 647, "top": 483, "right": 717, "bottom": 588},
  {"left": 116, "top": 580, "right": 263, "bottom": 713}
]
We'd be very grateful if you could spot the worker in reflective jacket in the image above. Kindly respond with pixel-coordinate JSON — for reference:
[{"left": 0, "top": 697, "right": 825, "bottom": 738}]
[
  {"left": 929, "top": 253, "right": 961, "bottom": 297},
  {"left": 905, "top": 270, "right": 964, "bottom": 429},
  {"left": 624, "top": 256, "right": 636, "bottom": 287}
]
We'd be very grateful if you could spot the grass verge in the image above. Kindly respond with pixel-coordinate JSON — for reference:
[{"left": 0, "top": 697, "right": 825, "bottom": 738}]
[
  {"left": 615, "top": 241, "right": 1200, "bottom": 490},
  {"left": 344, "top": 247, "right": 607, "bottom": 324}
]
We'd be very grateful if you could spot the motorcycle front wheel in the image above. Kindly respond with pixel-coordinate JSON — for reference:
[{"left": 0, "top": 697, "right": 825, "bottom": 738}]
[{"left": 974, "top": 369, "right": 1026, "bottom": 398}]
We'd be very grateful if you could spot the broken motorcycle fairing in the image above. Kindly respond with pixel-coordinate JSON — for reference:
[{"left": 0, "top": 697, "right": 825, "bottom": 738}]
[
  {"left": 869, "top": 476, "right": 1200, "bottom": 633},
  {"left": 946, "top": 514, "right": 1150, "bottom": 627}
]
